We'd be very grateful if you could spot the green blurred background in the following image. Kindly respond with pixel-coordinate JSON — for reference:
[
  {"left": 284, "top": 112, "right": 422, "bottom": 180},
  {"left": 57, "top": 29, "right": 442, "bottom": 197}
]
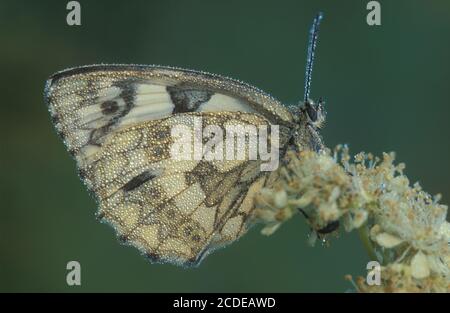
[{"left": 0, "top": 0, "right": 449, "bottom": 292}]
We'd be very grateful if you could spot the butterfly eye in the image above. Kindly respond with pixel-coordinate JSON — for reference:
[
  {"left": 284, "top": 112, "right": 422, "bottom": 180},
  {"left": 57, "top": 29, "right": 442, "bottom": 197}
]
[
  {"left": 304, "top": 98, "right": 326, "bottom": 130},
  {"left": 305, "top": 101, "right": 318, "bottom": 122}
]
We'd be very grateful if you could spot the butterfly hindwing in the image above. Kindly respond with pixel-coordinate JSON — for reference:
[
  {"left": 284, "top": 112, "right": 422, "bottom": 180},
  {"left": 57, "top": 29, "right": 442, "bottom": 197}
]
[
  {"left": 45, "top": 65, "right": 294, "bottom": 266},
  {"left": 83, "top": 111, "right": 283, "bottom": 266}
]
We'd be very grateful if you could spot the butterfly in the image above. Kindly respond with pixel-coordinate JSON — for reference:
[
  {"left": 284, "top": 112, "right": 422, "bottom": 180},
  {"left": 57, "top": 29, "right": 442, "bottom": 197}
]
[{"left": 44, "top": 13, "right": 326, "bottom": 267}]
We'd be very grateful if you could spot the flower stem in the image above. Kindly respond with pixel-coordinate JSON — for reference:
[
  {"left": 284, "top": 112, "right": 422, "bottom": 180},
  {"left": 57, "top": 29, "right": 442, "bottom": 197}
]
[{"left": 357, "top": 222, "right": 379, "bottom": 263}]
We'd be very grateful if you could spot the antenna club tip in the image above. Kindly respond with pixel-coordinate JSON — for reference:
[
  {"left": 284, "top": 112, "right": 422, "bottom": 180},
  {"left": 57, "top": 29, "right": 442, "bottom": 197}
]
[
  {"left": 317, "top": 11, "right": 324, "bottom": 19},
  {"left": 303, "top": 12, "right": 324, "bottom": 103}
]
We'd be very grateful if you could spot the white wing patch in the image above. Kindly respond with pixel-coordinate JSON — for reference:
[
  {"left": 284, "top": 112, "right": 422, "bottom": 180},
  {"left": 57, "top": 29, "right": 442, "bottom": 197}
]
[
  {"left": 121, "top": 84, "right": 174, "bottom": 126},
  {"left": 198, "top": 93, "right": 255, "bottom": 113}
]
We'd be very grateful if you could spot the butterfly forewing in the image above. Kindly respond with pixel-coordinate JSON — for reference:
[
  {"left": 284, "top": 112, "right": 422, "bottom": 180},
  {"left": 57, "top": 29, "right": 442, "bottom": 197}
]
[{"left": 45, "top": 64, "right": 293, "bottom": 266}]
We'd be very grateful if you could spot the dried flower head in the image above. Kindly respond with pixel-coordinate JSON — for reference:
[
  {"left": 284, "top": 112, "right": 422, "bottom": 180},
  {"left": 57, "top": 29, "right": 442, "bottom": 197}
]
[{"left": 254, "top": 145, "right": 449, "bottom": 292}]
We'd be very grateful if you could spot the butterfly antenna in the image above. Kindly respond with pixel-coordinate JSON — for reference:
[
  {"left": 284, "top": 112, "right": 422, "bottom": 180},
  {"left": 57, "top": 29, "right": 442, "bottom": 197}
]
[{"left": 304, "top": 12, "right": 324, "bottom": 103}]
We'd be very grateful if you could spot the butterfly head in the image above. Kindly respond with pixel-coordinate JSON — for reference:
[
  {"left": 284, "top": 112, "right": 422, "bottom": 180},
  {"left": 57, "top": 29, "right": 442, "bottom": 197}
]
[
  {"left": 304, "top": 97, "right": 326, "bottom": 130},
  {"left": 288, "top": 99, "right": 325, "bottom": 152}
]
